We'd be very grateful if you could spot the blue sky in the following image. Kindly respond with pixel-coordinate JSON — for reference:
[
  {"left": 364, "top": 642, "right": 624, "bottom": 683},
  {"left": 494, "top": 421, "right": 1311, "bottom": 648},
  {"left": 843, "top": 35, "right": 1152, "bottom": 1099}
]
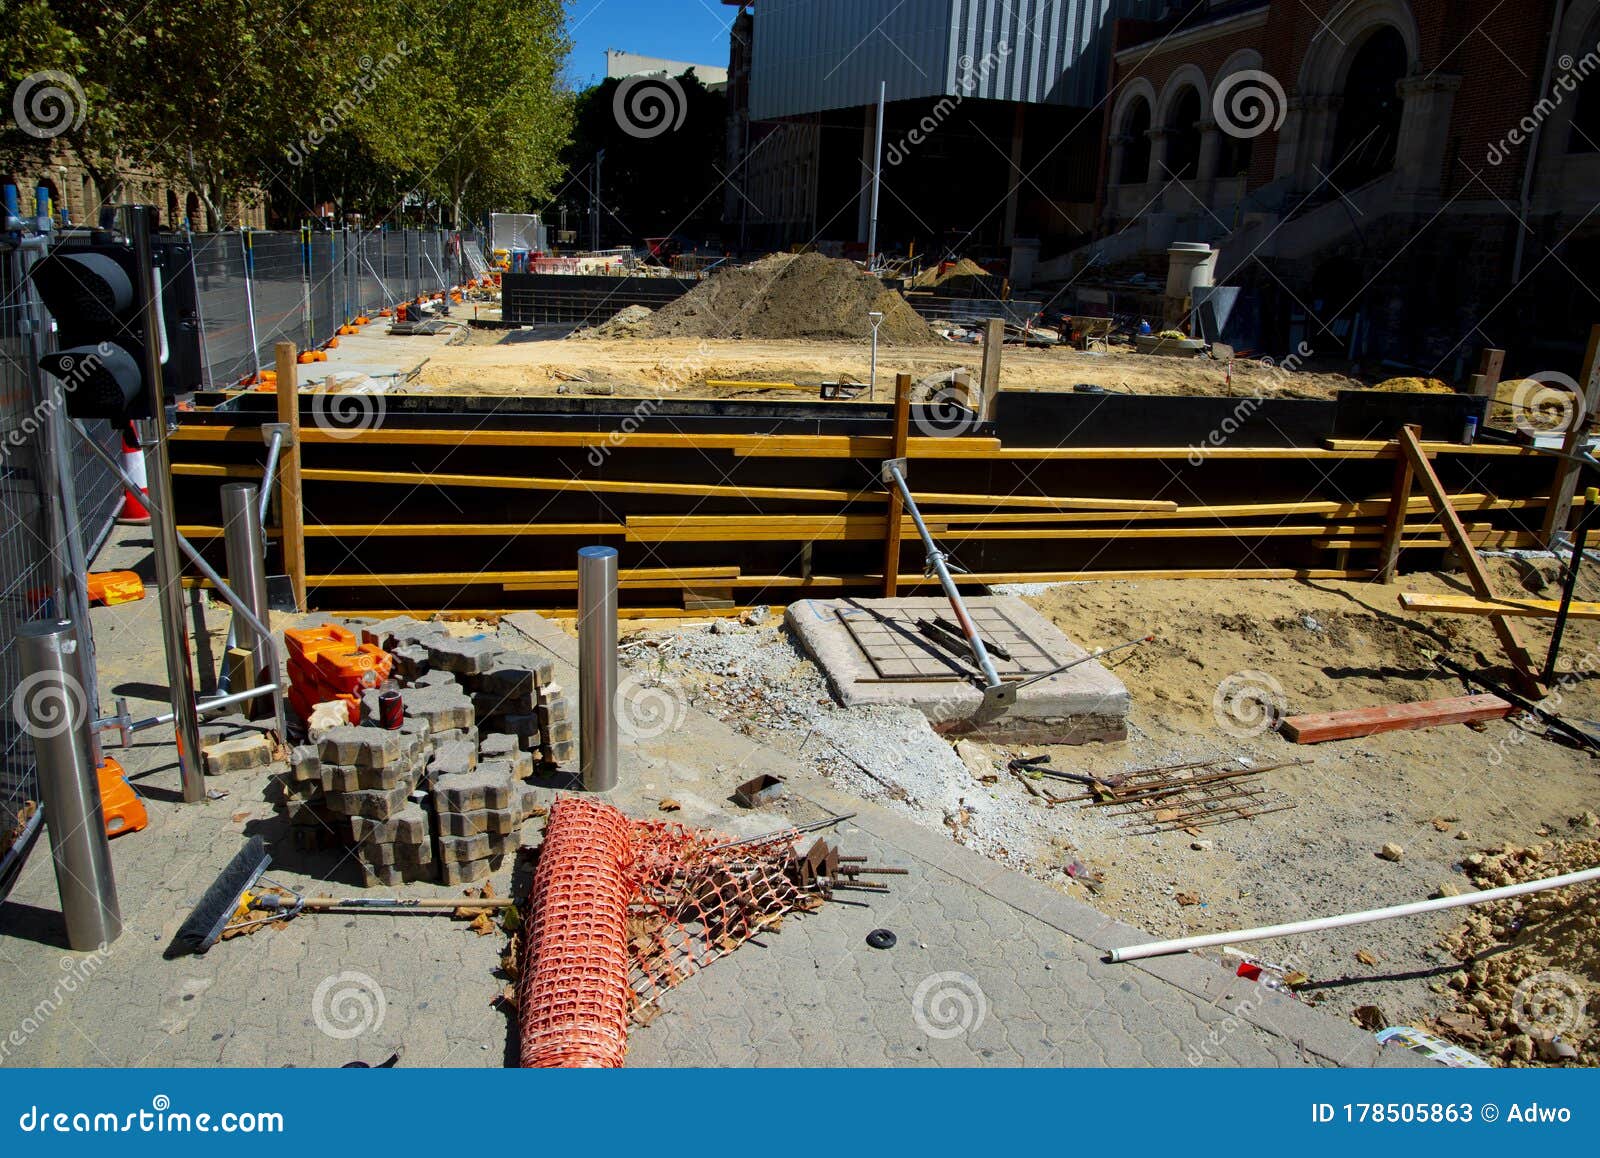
[{"left": 565, "top": 0, "right": 738, "bottom": 88}]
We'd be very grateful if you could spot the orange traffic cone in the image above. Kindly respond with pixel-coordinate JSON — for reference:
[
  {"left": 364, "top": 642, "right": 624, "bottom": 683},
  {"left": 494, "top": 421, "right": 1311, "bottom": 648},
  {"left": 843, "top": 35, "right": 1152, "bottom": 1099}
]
[{"left": 117, "top": 429, "right": 151, "bottom": 525}]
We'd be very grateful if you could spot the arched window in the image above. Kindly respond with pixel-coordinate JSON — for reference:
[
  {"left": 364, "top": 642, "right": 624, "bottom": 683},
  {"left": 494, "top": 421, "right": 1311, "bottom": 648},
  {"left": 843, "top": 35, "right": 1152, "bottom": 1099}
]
[
  {"left": 1331, "top": 26, "right": 1408, "bottom": 184},
  {"left": 1165, "top": 87, "right": 1204, "bottom": 179},
  {"left": 1120, "top": 98, "right": 1152, "bottom": 183}
]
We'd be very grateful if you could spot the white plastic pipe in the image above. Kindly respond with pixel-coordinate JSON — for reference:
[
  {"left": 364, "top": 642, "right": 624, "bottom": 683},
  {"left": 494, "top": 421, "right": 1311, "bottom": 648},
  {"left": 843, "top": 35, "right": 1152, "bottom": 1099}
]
[{"left": 1108, "top": 863, "right": 1600, "bottom": 963}]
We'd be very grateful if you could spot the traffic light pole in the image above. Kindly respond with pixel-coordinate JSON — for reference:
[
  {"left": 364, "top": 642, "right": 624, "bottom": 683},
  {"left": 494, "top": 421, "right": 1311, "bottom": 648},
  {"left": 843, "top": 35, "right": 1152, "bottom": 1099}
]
[{"left": 127, "top": 205, "right": 206, "bottom": 804}]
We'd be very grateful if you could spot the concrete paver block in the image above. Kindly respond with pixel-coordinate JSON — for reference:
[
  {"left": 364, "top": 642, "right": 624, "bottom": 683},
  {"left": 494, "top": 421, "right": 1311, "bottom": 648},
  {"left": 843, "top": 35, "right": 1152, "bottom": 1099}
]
[
  {"left": 785, "top": 595, "right": 1130, "bottom": 743},
  {"left": 317, "top": 725, "right": 418, "bottom": 771},
  {"left": 402, "top": 684, "right": 474, "bottom": 732},
  {"left": 435, "top": 806, "right": 518, "bottom": 838},
  {"left": 201, "top": 733, "right": 274, "bottom": 776},
  {"left": 432, "top": 762, "right": 516, "bottom": 812},
  {"left": 324, "top": 782, "right": 411, "bottom": 820},
  {"left": 425, "top": 636, "right": 504, "bottom": 675}
]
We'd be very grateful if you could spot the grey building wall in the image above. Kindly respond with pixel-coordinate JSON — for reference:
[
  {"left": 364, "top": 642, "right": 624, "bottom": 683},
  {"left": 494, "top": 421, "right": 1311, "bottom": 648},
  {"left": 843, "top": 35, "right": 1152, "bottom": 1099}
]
[{"left": 749, "top": 0, "right": 1164, "bottom": 120}]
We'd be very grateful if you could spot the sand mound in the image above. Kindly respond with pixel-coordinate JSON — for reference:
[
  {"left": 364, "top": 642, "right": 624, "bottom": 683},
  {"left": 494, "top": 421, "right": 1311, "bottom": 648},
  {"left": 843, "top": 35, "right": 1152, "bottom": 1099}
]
[
  {"left": 1435, "top": 834, "right": 1600, "bottom": 1066},
  {"left": 908, "top": 257, "right": 995, "bottom": 296},
  {"left": 645, "top": 252, "right": 935, "bottom": 345},
  {"left": 1369, "top": 376, "right": 1454, "bottom": 394},
  {"left": 573, "top": 303, "right": 654, "bottom": 339}
]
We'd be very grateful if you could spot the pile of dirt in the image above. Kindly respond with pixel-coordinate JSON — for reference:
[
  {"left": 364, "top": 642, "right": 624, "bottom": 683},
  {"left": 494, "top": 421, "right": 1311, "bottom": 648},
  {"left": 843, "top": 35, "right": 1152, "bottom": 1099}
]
[
  {"left": 908, "top": 257, "right": 991, "bottom": 290},
  {"left": 573, "top": 303, "right": 654, "bottom": 340},
  {"left": 644, "top": 252, "right": 936, "bottom": 345},
  {"left": 1368, "top": 377, "right": 1455, "bottom": 394},
  {"left": 1434, "top": 834, "right": 1600, "bottom": 1066}
]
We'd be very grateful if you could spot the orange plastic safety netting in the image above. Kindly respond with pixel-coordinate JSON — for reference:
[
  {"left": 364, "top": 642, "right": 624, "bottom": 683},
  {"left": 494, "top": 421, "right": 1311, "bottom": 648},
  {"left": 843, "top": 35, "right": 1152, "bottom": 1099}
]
[{"left": 517, "top": 799, "right": 832, "bottom": 1068}]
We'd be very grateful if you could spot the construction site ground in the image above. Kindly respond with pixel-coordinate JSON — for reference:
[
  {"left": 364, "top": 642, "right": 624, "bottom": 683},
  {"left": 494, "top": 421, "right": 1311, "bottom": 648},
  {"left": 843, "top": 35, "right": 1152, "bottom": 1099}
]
[
  {"left": 411, "top": 331, "right": 1368, "bottom": 400},
  {"left": 0, "top": 526, "right": 1421, "bottom": 1070}
]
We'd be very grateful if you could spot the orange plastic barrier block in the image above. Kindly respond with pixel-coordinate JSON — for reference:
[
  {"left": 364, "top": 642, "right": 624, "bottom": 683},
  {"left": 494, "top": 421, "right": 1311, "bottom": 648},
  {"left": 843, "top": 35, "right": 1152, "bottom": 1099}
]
[
  {"left": 98, "top": 757, "right": 148, "bottom": 838},
  {"left": 284, "top": 624, "right": 357, "bottom": 664},
  {"left": 86, "top": 571, "right": 145, "bottom": 606},
  {"left": 287, "top": 679, "right": 357, "bottom": 726}
]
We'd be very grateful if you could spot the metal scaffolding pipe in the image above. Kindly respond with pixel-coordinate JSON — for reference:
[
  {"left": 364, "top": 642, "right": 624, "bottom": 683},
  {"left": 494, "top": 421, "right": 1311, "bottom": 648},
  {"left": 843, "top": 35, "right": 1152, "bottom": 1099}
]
[
  {"left": 1108, "top": 864, "right": 1600, "bottom": 963},
  {"left": 128, "top": 205, "right": 207, "bottom": 804},
  {"left": 220, "top": 482, "right": 271, "bottom": 708},
  {"left": 578, "top": 545, "right": 618, "bottom": 792},
  {"left": 884, "top": 462, "right": 1012, "bottom": 706},
  {"left": 17, "top": 621, "right": 121, "bottom": 950}
]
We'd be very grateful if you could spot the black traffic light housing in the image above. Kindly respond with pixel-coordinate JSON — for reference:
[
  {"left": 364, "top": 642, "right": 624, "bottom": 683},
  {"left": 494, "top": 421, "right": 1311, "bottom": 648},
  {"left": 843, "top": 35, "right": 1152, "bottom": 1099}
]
[{"left": 28, "top": 222, "right": 204, "bottom": 421}]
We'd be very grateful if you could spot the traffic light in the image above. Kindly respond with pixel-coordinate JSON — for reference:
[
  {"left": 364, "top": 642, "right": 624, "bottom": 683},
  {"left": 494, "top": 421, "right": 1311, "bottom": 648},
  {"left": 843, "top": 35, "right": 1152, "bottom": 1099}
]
[{"left": 28, "top": 225, "right": 204, "bottom": 420}]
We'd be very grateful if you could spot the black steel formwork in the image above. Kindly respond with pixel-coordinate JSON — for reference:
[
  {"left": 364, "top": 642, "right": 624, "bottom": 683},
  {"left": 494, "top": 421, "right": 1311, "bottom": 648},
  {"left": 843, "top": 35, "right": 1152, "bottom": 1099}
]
[{"left": 500, "top": 273, "right": 698, "bottom": 326}]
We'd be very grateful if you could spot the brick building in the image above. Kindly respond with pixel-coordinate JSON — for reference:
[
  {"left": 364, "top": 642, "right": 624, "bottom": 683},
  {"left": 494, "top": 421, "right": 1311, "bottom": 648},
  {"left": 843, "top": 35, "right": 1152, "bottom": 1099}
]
[
  {"left": 1081, "top": 0, "right": 1600, "bottom": 375},
  {"left": 4, "top": 147, "right": 266, "bottom": 232}
]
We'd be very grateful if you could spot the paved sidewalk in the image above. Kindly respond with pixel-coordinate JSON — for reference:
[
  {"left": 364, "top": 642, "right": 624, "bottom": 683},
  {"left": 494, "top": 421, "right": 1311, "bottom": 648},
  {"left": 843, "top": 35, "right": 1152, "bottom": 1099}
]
[{"left": 0, "top": 531, "right": 1417, "bottom": 1068}]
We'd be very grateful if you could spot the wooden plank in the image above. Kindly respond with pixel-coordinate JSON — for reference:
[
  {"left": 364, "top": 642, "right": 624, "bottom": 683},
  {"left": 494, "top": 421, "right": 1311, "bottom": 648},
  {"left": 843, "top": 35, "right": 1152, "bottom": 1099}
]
[
  {"left": 1280, "top": 694, "right": 1514, "bottom": 744},
  {"left": 883, "top": 372, "right": 911, "bottom": 596},
  {"left": 1473, "top": 348, "right": 1506, "bottom": 396},
  {"left": 702, "top": 379, "right": 811, "bottom": 391},
  {"left": 303, "top": 566, "right": 740, "bottom": 590},
  {"left": 1542, "top": 323, "right": 1600, "bottom": 543},
  {"left": 927, "top": 494, "right": 1549, "bottom": 525},
  {"left": 1399, "top": 425, "right": 1541, "bottom": 690},
  {"left": 979, "top": 318, "right": 1003, "bottom": 420},
  {"left": 1399, "top": 592, "right": 1600, "bottom": 621},
  {"left": 275, "top": 342, "right": 306, "bottom": 612},
  {"left": 1376, "top": 443, "right": 1416, "bottom": 583},
  {"left": 1322, "top": 440, "right": 1530, "bottom": 456},
  {"left": 306, "top": 522, "right": 623, "bottom": 538}
]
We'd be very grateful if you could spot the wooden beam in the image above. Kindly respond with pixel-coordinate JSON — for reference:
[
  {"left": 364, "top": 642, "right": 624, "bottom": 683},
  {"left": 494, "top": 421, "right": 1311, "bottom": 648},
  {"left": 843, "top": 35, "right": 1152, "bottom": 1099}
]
[
  {"left": 882, "top": 372, "right": 911, "bottom": 596},
  {"left": 306, "top": 522, "right": 624, "bottom": 538},
  {"left": 1541, "top": 323, "right": 1600, "bottom": 544},
  {"left": 1280, "top": 694, "right": 1514, "bottom": 744},
  {"left": 1376, "top": 432, "right": 1416, "bottom": 583},
  {"left": 1399, "top": 592, "right": 1600, "bottom": 621},
  {"left": 1399, "top": 425, "right": 1541, "bottom": 690},
  {"left": 306, "top": 566, "right": 740, "bottom": 590},
  {"left": 702, "top": 379, "right": 811, "bottom": 391},
  {"left": 274, "top": 342, "right": 306, "bottom": 612},
  {"left": 1473, "top": 348, "right": 1506, "bottom": 396}
]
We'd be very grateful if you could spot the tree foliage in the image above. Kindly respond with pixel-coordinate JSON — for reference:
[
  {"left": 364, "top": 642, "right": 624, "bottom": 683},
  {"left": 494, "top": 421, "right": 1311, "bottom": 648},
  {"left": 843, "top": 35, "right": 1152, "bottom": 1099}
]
[{"left": 0, "top": 0, "right": 573, "bottom": 228}]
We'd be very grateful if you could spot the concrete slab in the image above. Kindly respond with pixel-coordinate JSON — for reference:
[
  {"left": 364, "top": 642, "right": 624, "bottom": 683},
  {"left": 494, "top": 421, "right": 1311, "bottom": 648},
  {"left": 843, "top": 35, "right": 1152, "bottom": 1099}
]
[{"left": 786, "top": 596, "right": 1129, "bottom": 744}]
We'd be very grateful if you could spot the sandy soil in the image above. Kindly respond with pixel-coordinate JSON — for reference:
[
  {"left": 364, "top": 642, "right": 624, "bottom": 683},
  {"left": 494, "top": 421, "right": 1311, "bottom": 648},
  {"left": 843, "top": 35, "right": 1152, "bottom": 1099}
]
[
  {"left": 411, "top": 332, "right": 1365, "bottom": 401},
  {"left": 622, "top": 560, "right": 1600, "bottom": 1060}
]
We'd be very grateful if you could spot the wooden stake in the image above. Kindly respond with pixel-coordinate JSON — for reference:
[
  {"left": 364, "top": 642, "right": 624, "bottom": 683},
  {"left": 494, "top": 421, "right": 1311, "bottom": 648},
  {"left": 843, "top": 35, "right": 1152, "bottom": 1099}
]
[
  {"left": 1375, "top": 426, "right": 1417, "bottom": 583},
  {"left": 274, "top": 341, "right": 307, "bottom": 612},
  {"left": 882, "top": 372, "right": 911, "bottom": 597},
  {"left": 1541, "top": 323, "right": 1600, "bottom": 544},
  {"left": 979, "top": 318, "right": 1003, "bottom": 420},
  {"left": 1475, "top": 347, "right": 1506, "bottom": 395},
  {"left": 1398, "top": 426, "right": 1540, "bottom": 692}
]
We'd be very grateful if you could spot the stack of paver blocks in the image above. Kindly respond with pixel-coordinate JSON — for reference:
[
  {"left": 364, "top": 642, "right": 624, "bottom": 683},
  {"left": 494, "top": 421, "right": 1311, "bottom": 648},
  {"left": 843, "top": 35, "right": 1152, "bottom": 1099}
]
[{"left": 275, "top": 617, "right": 569, "bottom": 888}]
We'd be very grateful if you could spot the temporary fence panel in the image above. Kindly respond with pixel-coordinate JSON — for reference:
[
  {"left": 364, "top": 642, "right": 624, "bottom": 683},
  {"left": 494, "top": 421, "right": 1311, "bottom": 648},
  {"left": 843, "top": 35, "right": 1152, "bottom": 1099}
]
[
  {"left": 308, "top": 230, "right": 338, "bottom": 341},
  {"left": 249, "top": 230, "right": 312, "bottom": 360},
  {"left": 0, "top": 237, "right": 121, "bottom": 896},
  {"left": 191, "top": 231, "right": 257, "bottom": 387},
  {"left": 422, "top": 231, "right": 446, "bottom": 294},
  {"left": 382, "top": 231, "right": 409, "bottom": 305},
  {"left": 355, "top": 231, "right": 387, "bottom": 314}
]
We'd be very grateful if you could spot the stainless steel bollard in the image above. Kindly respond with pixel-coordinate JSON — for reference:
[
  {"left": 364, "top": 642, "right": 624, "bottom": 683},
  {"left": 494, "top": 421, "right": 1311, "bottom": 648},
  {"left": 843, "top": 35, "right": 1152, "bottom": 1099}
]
[
  {"left": 220, "top": 482, "right": 270, "bottom": 696},
  {"left": 577, "top": 545, "right": 618, "bottom": 792},
  {"left": 17, "top": 621, "right": 122, "bottom": 950}
]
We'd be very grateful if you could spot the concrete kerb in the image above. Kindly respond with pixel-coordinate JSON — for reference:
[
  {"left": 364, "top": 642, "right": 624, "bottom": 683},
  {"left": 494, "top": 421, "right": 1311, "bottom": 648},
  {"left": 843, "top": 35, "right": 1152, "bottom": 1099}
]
[{"left": 499, "top": 611, "right": 1415, "bottom": 1068}]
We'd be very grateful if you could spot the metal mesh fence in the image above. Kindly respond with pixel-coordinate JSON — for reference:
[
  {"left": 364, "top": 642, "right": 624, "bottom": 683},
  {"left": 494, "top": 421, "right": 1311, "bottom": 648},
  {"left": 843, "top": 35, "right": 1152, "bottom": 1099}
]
[
  {"left": 0, "top": 237, "right": 122, "bottom": 887},
  {"left": 382, "top": 232, "right": 409, "bottom": 304},
  {"left": 249, "top": 231, "right": 312, "bottom": 360}
]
